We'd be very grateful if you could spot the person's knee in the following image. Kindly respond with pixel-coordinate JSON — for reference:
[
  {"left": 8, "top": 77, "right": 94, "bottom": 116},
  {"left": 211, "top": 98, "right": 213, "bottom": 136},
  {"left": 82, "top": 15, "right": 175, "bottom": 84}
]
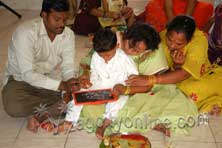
[
  {"left": 2, "top": 92, "right": 30, "bottom": 117},
  {"left": 3, "top": 102, "right": 30, "bottom": 117}
]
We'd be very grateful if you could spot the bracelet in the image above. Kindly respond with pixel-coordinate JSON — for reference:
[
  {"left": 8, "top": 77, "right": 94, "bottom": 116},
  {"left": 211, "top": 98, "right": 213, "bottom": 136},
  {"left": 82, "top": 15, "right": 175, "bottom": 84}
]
[
  {"left": 147, "top": 75, "right": 157, "bottom": 86},
  {"left": 124, "top": 86, "right": 130, "bottom": 95}
]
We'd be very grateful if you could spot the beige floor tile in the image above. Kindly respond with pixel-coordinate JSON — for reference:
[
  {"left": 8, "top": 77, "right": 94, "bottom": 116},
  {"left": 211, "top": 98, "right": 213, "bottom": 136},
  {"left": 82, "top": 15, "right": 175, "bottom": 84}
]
[
  {"left": 75, "top": 35, "right": 88, "bottom": 46},
  {"left": 171, "top": 142, "right": 217, "bottom": 148},
  {"left": 66, "top": 130, "right": 100, "bottom": 148},
  {"left": 18, "top": 120, "right": 68, "bottom": 139},
  {"left": 0, "top": 117, "right": 25, "bottom": 138},
  {"left": 209, "top": 119, "right": 222, "bottom": 142},
  {"left": 13, "top": 138, "right": 66, "bottom": 148},
  {"left": 0, "top": 56, "right": 7, "bottom": 73},
  {"left": 145, "top": 130, "right": 165, "bottom": 141},
  {"left": 0, "top": 72, "right": 4, "bottom": 88},
  {"left": 0, "top": 45, "right": 8, "bottom": 56},
  {"left": 149, "top": 141, "right": 165, "bottom": 148},
  {"left": 217, "top": 143, "right": 222, "bottom": 148},
  {"left": 0, "top": 138, "right": 14, "bottom": 148},
  {"left": 169, "top": 125, "right": 215, "bottom": 142}
]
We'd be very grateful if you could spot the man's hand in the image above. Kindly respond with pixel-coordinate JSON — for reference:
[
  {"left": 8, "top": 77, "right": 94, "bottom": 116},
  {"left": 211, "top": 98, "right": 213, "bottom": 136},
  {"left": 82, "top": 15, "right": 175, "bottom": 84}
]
[
  {"left": 67, "top": 78, "right": 80, "bottom": 92},
  {"left": 58, "top": 81, "right": 69, "bottom": 92},
  {"left": 58, "top": 78, "right": 80, "bottom": 92},
  {"left": 79, "top": 74, "right": 92, "bottom": 89}
]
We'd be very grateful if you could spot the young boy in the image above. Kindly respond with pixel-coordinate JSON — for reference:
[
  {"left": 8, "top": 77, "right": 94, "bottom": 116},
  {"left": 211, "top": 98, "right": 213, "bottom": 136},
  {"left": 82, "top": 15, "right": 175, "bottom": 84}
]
[{"left": 60, "top": 28, "right": 138, "bottom": 139}]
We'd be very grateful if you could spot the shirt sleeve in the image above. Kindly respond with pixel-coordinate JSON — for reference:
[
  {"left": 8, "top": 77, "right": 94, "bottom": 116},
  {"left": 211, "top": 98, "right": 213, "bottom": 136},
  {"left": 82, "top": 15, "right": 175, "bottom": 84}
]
[
  {"left": 60, "top": 30, "right": 75, "bottom": 81},
  {"left": 182, "top": 30, "right": 209, "bottom": 79},
  {"left": 12, "top": 26, "right": 60, "bottom": 91}
]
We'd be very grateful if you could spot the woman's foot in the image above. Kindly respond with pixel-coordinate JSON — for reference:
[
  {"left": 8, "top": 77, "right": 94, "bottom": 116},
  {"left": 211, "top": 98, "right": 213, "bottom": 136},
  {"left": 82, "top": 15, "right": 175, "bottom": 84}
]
[
  {"left": 27, "top": 116, "right": 40, "bottom": 133},
  {"left": 96, "top": 118, "right": 112, "bottom": 140},
  {"left": 153, "top": 124, "right": 171, "bottom": 137}
]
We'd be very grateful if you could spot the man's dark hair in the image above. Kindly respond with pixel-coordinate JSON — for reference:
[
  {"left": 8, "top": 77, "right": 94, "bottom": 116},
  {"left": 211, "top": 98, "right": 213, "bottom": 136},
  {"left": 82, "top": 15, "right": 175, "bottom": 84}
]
[
  {"left": 167, "top": 15, "right": 196, "bottom": 42},
  {"left": 41, "top": 0, "right": 69, "bottom": 14},
  {"left": 93, "top": 28, "right": 117, "bottom": 53},
  {"left": 123, "top": 23, "right": 160, "bottom": 51}
]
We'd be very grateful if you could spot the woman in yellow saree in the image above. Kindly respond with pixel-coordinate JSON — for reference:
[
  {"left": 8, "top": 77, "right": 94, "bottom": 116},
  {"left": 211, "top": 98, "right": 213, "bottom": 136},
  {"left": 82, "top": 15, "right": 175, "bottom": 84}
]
[
  {"left": 128, "top": 15, "right": 222, "bottom": 115},
  {"left": 80, "top": 24, "right": 197, "bottom": 137}
]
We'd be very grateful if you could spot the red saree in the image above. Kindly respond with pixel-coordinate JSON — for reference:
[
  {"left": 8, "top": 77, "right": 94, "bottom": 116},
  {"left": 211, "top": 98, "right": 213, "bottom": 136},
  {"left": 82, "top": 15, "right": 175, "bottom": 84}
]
[{"left": 143, "top": 0, "right": 213, "bottom": 32}]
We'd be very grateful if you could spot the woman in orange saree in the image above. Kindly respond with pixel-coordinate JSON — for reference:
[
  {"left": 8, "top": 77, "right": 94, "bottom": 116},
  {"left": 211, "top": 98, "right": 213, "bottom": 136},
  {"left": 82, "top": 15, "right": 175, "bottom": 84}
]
[{"left": 138, "top": 0, "right": 213, "bottom": 32}]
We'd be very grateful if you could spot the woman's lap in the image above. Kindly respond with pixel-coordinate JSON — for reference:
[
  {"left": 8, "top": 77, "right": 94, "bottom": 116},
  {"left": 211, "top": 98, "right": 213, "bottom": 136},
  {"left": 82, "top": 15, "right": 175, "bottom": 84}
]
[
  {"left": 178, "top": 66, "right": 222, "bottom": 112},
  {"left": 81, "top": 84, "right": 198, "bottom": 135}
]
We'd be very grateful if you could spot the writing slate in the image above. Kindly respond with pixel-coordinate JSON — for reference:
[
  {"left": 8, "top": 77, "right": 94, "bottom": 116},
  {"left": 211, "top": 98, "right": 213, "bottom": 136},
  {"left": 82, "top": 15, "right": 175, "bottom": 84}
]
[{"left": 73, "top": 89, "right": 117, "bottom": 105}]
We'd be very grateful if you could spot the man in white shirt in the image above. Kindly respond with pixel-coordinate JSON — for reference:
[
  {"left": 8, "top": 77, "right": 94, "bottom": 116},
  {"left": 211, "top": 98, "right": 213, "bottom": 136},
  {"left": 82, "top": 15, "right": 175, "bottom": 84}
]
[{"left": 1, "top": 0, "right": 76, "bottom": 133}]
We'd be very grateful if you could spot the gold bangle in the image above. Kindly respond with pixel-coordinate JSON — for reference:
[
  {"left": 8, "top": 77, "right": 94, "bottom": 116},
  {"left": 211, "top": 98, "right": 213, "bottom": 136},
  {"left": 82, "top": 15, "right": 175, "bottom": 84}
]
[
  {"left": 124, "top": 86, "right": 130, "bottom": 95},
  {"left": 147, "top": 75, "right": 156, "bottom": 86}
]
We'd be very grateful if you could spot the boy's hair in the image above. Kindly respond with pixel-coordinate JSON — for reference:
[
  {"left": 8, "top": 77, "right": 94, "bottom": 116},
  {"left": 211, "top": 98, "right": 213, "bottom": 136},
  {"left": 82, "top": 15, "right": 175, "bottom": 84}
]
[
  {"left": 123, "top": 23, "right": 160, "bottom": 51},
  {"left": 93, "top": 28, "right": 117, "bottom": 53},
  {"left": 167, "top": 15, "right": 196, "bottom": 42},
  {"left": 41, "top": 0, "right": 69, "bottom": 14}
]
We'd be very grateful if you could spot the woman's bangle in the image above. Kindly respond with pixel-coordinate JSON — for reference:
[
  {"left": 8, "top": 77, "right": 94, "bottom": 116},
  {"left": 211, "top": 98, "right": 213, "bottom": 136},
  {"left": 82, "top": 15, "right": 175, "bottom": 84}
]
[
  {"left": 124, "top": 86, "right": 130, "bottom": 95},
  {"left": 147, "top": 75, "right": 157, "bottom": 86}
]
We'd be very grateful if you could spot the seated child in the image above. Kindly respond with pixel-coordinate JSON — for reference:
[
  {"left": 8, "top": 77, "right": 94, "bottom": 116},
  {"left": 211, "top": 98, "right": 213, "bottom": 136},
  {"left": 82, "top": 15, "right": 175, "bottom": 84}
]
[
  {"left": 59, "top": 28, "right": 138, "bottom": 139},
  {"left": 99, "top": 0, "right": 134, "bottom": 28}
]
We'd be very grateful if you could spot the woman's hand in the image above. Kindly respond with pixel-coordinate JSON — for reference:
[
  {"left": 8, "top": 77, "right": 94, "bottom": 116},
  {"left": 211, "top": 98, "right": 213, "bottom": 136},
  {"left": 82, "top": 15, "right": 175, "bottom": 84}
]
[
  {"left": 170, "top": 50, "right": 185, "bottom": 65},
  {"left": 125, "top": 75, "right": 150, "bottom": 86},
  {"left": 109, "top": 11, "right": 121, "bottom": 19},
  {"left": 121, "top": 6, "right": 133, "bottom": 19},
  {"left": 112, "top": 84, "right": 126, "bottom": 97}
]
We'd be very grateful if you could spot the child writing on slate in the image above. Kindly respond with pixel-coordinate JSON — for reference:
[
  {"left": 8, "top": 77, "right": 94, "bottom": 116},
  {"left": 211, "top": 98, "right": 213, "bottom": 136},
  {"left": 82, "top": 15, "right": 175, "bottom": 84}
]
[{"left": 59, "top": 28, "right": 138, "bottom": 139}]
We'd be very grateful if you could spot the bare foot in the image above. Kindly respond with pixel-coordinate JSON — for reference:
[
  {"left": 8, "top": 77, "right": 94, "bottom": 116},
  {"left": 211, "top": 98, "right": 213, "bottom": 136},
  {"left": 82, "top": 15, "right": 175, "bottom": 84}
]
[
  {"left": 153, "top": 124, "right": 171, "bottom": 137},
  {"left": 57, "top": 121, "right": 73, "bottom": 133},
  {"left": 40, "top": 121, "right": 55, "bottom": 132},
  {"left": 96, "top": 118, "right": 112, "bottom": 140},
  {"left": 27, "top": 116, "right": 40, "bottom": 133},
  {"left": 96, "top": 126, "right": 106, "bottom": 140}
]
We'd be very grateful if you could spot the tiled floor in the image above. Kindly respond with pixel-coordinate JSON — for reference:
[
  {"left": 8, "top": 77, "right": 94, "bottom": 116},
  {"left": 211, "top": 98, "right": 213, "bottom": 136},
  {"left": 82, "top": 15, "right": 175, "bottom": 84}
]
[{"left": 0, "top": 2, "right": 222, "bottom": 148}]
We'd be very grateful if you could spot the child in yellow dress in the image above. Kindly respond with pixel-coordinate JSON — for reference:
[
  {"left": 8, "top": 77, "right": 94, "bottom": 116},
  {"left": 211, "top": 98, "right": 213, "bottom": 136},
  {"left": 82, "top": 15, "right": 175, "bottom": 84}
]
[{"left": 99, "top": 0, "right": 134, "bottom": 28}]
